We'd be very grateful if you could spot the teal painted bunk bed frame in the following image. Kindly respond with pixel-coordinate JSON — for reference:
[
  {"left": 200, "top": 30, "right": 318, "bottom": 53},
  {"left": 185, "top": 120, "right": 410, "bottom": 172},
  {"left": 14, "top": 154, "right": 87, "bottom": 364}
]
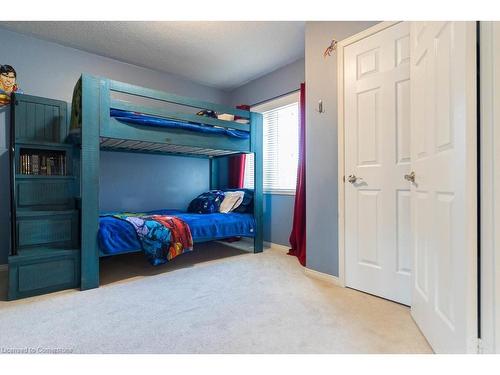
[{"left": 73, "top": 74, "right": 264, "bottom": 290}]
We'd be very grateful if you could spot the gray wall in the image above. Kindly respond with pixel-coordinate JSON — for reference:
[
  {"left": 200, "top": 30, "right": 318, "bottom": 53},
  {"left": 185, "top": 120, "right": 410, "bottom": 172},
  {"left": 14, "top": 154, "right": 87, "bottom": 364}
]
[
  {"left": 228, "top": 58, "right": 305, "bottom": 247},
  {"left": 305, "top": 21, "right": 378, "bottom": 276},
  {"left": 229, "top": 58, "right": 305, "bottom": 106},
  {"left": 0, "top": 28, "right": 229, "bottom": 264}
]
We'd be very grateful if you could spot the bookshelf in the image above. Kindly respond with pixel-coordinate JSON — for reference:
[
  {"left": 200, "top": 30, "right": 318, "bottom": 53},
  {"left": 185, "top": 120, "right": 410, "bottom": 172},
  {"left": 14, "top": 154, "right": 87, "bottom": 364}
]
[
  {"left": 8, "top": 93, "right": 81, "bottom": 300},
  {"left": 19, "top": 148, "right": 67, "bottom": 176}
]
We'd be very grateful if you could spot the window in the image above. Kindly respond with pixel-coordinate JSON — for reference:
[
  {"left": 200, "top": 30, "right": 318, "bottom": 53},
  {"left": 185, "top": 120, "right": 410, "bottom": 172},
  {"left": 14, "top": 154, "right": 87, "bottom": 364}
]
[{"left": 244, "top": 91, "right": 300, "bottom": 195}]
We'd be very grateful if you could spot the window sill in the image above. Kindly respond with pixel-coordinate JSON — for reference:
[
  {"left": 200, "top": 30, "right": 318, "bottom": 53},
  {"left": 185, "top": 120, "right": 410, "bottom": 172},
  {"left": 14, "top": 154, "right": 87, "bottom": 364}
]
[{"left": 264, "top": 190, "right": 296, "bottom": 196}]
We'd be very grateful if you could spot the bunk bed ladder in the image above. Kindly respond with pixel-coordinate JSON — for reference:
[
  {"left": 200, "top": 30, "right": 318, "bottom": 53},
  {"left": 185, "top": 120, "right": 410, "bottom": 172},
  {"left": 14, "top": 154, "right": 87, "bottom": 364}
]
[{"left": 7, "top": 93, "right": 81, "bottom": 300}]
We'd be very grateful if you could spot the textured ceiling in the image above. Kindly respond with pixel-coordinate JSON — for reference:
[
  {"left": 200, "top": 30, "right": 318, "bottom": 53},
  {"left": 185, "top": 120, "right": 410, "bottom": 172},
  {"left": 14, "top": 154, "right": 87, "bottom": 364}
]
[{"left": 0, "top": 21, "right": 305, "bottom": 90}]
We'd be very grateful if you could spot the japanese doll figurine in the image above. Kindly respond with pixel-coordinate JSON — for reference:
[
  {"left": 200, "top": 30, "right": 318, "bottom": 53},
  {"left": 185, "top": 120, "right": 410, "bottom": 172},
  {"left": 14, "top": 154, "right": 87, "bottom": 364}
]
[{"left": 0, "top": 65, "right": 22, "bottom": 107}]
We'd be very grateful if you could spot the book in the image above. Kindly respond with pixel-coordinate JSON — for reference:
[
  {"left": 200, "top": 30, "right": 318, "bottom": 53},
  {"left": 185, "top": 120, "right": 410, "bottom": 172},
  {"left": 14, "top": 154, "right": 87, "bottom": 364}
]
[
  {"left": 40, "top": 156, "right": 47, "bottom": 175},
  {"left": 32, "top": 154, "right": 39, "bottom": 175}
]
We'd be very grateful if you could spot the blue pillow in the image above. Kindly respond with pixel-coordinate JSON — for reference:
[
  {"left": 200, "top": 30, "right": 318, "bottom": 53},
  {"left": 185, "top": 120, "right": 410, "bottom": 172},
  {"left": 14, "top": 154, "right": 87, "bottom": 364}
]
[
  {"left": 223, "top": 188, "right": 254, "bottom": 213},
  {"left": 187, "top": 190, "right": 226, "bottom": 214}
]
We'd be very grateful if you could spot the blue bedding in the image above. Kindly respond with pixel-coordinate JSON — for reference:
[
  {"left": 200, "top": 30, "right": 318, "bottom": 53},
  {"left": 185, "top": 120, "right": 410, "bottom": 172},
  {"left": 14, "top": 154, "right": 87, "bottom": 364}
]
[
  {"left": 110, "top": 109, "right": 250, "bottom": 139},
  {"left": 98, "top": 209, "right": 255, "bottom": 256}
]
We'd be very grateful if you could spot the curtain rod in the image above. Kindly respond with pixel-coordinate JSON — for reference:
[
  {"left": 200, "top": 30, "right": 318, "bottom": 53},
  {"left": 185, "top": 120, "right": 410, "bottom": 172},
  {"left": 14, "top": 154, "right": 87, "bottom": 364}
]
[{"left": 249, "top": 88, "right": 301, "bottom": 108}]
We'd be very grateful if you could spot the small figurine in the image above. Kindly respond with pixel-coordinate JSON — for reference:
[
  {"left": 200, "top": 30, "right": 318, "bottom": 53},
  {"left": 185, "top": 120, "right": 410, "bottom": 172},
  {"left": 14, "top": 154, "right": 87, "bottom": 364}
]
[
  {"left": 0, "top": 65, "right": 22, "bottom": 107},
  {"left": 196, "top": 109, "right": 218, "bottom": 119}
]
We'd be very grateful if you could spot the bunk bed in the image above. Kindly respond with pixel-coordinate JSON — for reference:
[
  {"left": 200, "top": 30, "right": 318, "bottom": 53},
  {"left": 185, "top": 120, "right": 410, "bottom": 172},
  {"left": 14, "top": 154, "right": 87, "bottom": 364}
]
[{"left": 71, "top": 74, "right": 263, "bottom": 290}]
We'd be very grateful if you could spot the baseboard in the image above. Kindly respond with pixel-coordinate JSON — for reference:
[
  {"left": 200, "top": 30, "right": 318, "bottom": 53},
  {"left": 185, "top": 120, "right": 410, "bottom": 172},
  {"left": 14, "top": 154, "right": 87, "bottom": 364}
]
[
  {"left": 264, "top": 241, "right": 290, "bottom": 253},
  {"left": 217, "top": 240, "right": 290, "bottom": 253},
  {"left": 0, "top": 264, "right": 7, "bottom": 273},
  {"left": 304, "top": 267, "right": 343, "bottom": 287}
]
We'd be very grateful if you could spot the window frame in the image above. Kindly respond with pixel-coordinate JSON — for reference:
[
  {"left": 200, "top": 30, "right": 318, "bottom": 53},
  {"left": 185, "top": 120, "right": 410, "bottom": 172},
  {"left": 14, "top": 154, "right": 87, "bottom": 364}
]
[{"left": 246, "top": 90, "right": 300, "bottom": 196}]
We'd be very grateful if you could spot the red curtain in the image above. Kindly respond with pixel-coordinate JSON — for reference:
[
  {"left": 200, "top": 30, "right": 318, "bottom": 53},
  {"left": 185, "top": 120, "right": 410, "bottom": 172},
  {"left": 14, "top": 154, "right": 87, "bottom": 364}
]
[
  {"left": 288, "top": 83, "right": 306, "bottom": 266},
  {"left": 228, "top": 104, "right": 250, "bottom": 188},
  {"left": 227, "top": 154, "right": 246, "bottom": 188}
]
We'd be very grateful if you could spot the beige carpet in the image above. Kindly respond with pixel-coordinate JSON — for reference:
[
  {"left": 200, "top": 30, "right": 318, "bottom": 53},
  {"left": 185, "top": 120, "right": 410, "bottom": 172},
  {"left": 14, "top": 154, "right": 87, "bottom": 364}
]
[{"left": 0, "top": 243, "right": 432, "bottom": 354}]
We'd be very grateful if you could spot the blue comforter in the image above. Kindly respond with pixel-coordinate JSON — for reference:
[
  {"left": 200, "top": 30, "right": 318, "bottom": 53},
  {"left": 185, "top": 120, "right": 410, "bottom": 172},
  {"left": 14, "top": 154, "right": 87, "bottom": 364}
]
[
  {"left": 110, "top": 109, "right": 250, "bottom": 139},
  {"left": 99, "top": 209, "right": 255, "bottom": 256}
]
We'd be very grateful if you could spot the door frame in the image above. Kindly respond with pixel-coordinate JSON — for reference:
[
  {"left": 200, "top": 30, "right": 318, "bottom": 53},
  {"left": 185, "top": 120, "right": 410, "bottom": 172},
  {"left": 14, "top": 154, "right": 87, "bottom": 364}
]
[
  {"left": 337, "top": 21, "right": 402, "bottom": 287},
  {"left": 479, "top": 21, "right": 500, "bottom": 354}
]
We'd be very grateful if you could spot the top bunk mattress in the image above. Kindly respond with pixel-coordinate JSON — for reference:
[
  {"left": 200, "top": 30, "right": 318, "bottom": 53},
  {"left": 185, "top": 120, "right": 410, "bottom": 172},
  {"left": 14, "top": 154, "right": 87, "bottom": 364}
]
[{"left": 109, "top": 109, "right": 250, "bottom": 139}]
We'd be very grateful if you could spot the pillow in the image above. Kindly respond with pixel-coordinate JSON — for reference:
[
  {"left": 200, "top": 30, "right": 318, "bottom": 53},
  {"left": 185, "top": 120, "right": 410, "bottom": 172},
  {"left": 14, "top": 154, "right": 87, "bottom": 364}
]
[
  {"left": 187, "top": 190, "right": 225, "bottom": 214},
  {"left": 219, "top": 191, "right": 245, "bottom": 213},
  {"left": 223, "top": 188, "right": 253, "bottom": 213}
]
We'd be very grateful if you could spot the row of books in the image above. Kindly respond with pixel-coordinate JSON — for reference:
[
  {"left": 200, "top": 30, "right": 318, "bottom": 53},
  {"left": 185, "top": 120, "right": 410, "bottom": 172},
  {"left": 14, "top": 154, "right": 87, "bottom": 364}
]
[{"left": 19, "top": 153, "right": 67, "bottom": 176}]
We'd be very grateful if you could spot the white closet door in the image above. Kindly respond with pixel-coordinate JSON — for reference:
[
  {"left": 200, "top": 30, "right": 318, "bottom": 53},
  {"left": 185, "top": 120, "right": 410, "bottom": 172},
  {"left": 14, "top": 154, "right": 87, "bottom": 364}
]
[
  {"left": 344, "top": 22, "right": 412, "bottom": 305},
  {"left": 409, "top": 21, "right": 477, "bottom": 353}
]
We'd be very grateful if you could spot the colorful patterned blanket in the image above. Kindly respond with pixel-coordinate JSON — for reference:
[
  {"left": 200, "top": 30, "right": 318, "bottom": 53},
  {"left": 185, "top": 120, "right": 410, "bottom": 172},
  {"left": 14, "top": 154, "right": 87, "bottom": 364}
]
[{"left": 109, "top": 213, "right": 193, "bottom": 266}]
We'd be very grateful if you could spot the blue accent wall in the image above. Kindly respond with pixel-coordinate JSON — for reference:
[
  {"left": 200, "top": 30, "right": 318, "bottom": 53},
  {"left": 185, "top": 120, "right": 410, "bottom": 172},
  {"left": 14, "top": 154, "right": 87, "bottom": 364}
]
[
  {"left": 263, "top": 193, "right": 294, "bottom": 246},
  {"left": 100, "top": 151, "right": 208, "bottom": 212},
  {"left": 0, "top": 28, "right": 228, "bottom": 265}
]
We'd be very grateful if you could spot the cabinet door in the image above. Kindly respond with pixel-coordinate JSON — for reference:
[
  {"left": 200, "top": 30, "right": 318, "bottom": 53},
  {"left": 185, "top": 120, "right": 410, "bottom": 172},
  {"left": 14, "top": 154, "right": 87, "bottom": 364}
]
[{"left": 13, "top": 93, "right": 68, "bottom": 143}]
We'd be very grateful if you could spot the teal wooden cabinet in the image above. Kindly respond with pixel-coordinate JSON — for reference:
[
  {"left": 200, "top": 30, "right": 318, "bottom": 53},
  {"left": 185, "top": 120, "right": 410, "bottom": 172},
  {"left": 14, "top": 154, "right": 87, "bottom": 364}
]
[
  {"left": 13, "top": 94, "right": 68, "bottom": 144},
  {"left": 16, "top": 175, "right": 75, "bottom": 210},
  {"left": 8, "top": 93, "right": 81, "bottom": 300},
  {"left": 16, "top": 210, "right": 79, "bottom": 249},
  {"left": 8, "top": 248, "right": 80, "bottom": 300}
]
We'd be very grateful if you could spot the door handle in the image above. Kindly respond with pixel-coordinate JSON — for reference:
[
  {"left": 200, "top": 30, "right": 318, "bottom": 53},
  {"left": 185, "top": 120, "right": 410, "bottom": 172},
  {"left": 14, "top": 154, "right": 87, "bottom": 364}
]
[
  {"left": 347, "top": 174, "right": 362, "bottom": 184},
  {"left": 404, "top": 171, "right": 416, "bottom": 183}
]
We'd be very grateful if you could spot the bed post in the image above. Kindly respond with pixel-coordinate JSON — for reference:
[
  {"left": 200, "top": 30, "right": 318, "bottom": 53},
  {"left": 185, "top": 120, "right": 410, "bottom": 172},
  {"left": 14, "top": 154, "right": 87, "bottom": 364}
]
[
  {"left": 251, "top": 112, "right": 264, "bottom": 253},
  {"left": 80, "top": 74, "right": 102, "bottom": 290},
  {"left": 209, "top": 157, "right": 218, "bottom": 190}
]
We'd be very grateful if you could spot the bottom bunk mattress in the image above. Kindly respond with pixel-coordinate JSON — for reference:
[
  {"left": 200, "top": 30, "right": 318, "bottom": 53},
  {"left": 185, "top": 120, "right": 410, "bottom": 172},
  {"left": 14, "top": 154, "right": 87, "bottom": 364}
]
[{"left": 98, "top": 209, "right": 255, "bottom": 258}]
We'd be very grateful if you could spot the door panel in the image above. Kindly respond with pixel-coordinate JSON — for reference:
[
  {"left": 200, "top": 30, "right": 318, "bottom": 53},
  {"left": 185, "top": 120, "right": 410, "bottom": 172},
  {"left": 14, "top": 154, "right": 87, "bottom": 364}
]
[
  {"left": 409, "top": 21, "right": 477, "bottom": 353},
  {"left": 357, "top": 88, "right": 380, "bottom": 165},
  {"left": 344, "top": 22, "right": 411, "bottom": 305},
  {"left": 357, "top": 189, "right": 381, "bottom": 268},
  {"left": 357, "top": 48, "right": 380, "bottom": 78},
  {"left": 396, "top": 189, "right": 411, "bottom": 275},
  {"left": 396, "top": 79, "right": 411, "bottom": 163},
  {"left": 414, "top": 190, "right": 429, "bottom": 299}
]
